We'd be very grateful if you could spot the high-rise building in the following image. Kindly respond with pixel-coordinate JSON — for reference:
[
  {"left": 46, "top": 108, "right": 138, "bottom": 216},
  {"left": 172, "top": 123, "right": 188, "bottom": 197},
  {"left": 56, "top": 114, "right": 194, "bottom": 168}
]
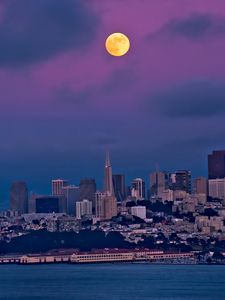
[
  {"left": 62, "top": 185, "right": 80, "bottom": 215},
  {"left": 95, "top": 152, "right": 117, "bottom": 220},
  {"left": 76, "top": 199, "right": 92, "bottom": 219},
  {"left": 104, "top": 151, "right": 114, "bottom": 196},
  {"left": 79, "top": 178, "right": 96, "bottom": 205},
  {"left": 10, "top": 181, "right": 28, "bottom": 214},
  {"left": 112, "top": 174, "right": 126, "bottom": 202},
  {"left": 208, "top": 179, "right": 225, "bottom": 200},
  {"left": 208, "top": 150, "right": 225, "bottom": 179},
  {"left": 150, "top": 171, "right": 168, "bottom": 196},
  {"left": 131, "top": 178, "right": 145, "bottom": 200},
  {"left": 35, "top": 196, "right": 59, "bottom": 213},
  {"left": 95, "top": 191, "right": 117, "bottom": 220},
  {"left": 193, "top": 177, "right": 208, "bottom": 195},
  {"left": 175, "top": 170, "right": 191, "bottom": 194},
  {"left": 52, "top": 179, "right": 68, "bottom": 196}
]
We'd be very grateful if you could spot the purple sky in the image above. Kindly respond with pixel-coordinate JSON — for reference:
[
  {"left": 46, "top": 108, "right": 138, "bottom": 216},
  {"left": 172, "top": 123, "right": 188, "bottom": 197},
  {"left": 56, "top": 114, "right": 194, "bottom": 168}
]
[{"left": 0, "top": 0, "right": 225, "bottom": 207}]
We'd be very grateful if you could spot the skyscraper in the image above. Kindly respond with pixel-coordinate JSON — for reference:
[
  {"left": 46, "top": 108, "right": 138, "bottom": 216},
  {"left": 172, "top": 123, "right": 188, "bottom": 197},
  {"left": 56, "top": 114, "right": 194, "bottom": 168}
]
[
  {"left": 112, "top": 174, "right": 126, "bottom": 202},
  {"left": 150, "top": 171, "right": 168, "bottom": 196},
  {"left": 175, "top": 170, "right": 191, "bottom": 194},
  {"left": 95, "top": 191, "right": 117, "bottom": 220},
  {"left": 79, "top": 178, "right": 96, "bottom": 204},
  {"left": 104, "top": 151, "right": 114, "bottom": 196},
  {"left": 62, "top": 185, "right": 80, "bottom": 215},
  {"left": 208, "top": 150, "right": 225, "bottom": 179},
  {"left": 95, "top": 152, "right": 117, "bottom": 220},
  {"left": 131, "top": 178, "right": 145, "bottom": 200},
  {"left": 52, "top": 179, "right": 68, "bottom": 196},
  {"left": 10, "top": 181, "right": 28, "bottom": 214},
  {"left": 193, "top": 177, "right": 208, "bottom": 195}
]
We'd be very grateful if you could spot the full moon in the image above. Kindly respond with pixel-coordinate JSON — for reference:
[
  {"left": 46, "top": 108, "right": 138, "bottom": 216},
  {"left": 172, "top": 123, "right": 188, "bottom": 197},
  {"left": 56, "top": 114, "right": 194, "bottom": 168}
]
[{"left": 105, "top": 33, "right": 130, "bottom": 57}]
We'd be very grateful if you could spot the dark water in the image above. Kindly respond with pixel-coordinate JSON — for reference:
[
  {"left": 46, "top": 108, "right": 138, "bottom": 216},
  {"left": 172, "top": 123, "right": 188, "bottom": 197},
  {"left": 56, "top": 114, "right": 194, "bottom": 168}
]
[{"left": 0, "top": 264, "right": 224, "bottom": 300}]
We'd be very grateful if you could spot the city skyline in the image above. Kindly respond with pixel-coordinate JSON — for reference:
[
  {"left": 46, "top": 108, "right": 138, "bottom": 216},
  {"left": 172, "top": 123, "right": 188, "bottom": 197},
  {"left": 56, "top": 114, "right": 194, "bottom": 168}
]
[
  {"left": 0, "top": 0, "right": 225, "bottom": 209},
  {"left": 0, "top": 150, "right": 224, "bottom": 210},
  {"left": 4, "top": 148, "right": 225, "bottom": 213}
]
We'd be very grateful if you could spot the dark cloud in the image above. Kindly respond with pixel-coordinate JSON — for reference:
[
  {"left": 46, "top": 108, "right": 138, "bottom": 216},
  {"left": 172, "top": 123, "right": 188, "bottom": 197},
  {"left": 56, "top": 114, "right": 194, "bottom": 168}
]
[
  {"left": 152, "top": 80, "right": 225, "bottom": 118},
  {"left": 54, "top": 68, "right": 136, "bottom": 105},
  {"left": 0, "top": 0, "right": 99, "bottom": 67},
  {"left": 149, "top": 14, "right": 225, "bottom": 40}
]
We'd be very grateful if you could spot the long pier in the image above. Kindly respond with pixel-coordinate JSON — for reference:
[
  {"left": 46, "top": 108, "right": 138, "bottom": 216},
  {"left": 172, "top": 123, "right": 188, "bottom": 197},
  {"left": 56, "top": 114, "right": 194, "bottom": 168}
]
[{"left": 0, "top": 250, "right": 196, "bottom": 265}]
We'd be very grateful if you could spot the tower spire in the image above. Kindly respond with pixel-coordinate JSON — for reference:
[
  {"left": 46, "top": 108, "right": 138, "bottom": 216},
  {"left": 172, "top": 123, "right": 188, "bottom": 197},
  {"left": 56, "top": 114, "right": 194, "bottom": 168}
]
[
  {"left": 105, "top": 149, "right": 111, "bottom": 167},
  {"left": 104, "top": 150, "right": 114, "bottom": 196}
]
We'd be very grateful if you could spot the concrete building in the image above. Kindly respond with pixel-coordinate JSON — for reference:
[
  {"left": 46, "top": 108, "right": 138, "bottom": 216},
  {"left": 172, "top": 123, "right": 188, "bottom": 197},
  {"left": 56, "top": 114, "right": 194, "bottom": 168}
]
[
  {"left": 158, "top": 189, "right": 174, "bottom": 202},
  {"left": 208, "top": 150, "right": 225, "bottom": 179},
  {"left": 79, "top": 178, "right": 96, "bottom": 205},
  {"left": 193, "top": 177, "right": 208, "bottom": 195},
  {"left": 95, "top": 191, "right": 117, "bottom": 220},
  {"left": 76, "top": 199, "right": 92, "bottom": 219},
  {"left": 131, "top": 178, "right": 145, "bottom": 200},
  {"left": 10, "top": 181, "right": 28, "bottom": 214},
  {"left": 195, "top": 215, "right": 224, "bottom": 234},
  {"left": 62, "top": 185, "right": 80, "bottom": 215},
  {"left": 208, "top": 178, "right": 225, "bottom": 200},
  {"left": 131, "top": 206, "right": 146, "bottom": 219},
  {"left": 150, "top": 171, "right": 168, "bottom": 196},
  {"left": 52, "top": 179, "right": 68, "bottom": 196},
  {"left": 173, "top": 190, "right": 187, "bottom": 201},
  {"left": 175, "top": 170, "right": 191, "bottom": 193},
  {"left": 112, "top": 174, "right": 126, "bottom": 202}
]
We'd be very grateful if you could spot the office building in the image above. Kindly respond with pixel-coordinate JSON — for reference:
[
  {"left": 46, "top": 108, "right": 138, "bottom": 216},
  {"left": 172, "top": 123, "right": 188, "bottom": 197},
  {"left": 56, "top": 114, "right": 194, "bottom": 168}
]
[
  {"left": 35, "top": 196, "right": 59, "bottom": 213},
  {"left": 94, "top": 151, "right": 117, "bottom": 220},
  {"left": 175, "top": 170, "right": 191, "bottom": 193},
  {"left": 95, "top": 191, "right": 117, "bottom": 220},
  {"left": 150, "top": 171, "right": 168, "bottom": 196},
  {"left": 79, "top": 178, "right": 96, "bottom": 204},
  {"left": 104, "top": 151, "right": 114, "bottom": 196},
  {"left": 131, "top": 178, "right": 145, "bottom": 200},
  {"left": 76, "top": 199, "right": 92, "bottom": 219},
  {"left": 112, "top": 174, "right": 126, "bottom": 202},
  {"left": 208, "top": 179, "right": 225, "bottom": 200},
  {"left": 193, "top": 177, "right": 208, "bottom": 195},
  {"left": 10, "top": 181, "right": 28, "bottom": 214},
  {"left": 62, "top": 185, "right": 80, "bottom": 215},
  {"left": 208, "top": 150, "right": 225, "bottom": 179},
  {"left": 52, "top": 179, "right": 68, "bottom": 196}
]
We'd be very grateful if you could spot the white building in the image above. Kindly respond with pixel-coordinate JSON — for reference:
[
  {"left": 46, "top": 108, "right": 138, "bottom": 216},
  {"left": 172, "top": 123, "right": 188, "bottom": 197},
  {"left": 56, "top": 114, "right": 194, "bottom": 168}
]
[
  {"left": 208, "top": 179, "right": 225, "bottom": 200},
  {"left": 131, "top": 206, "right": 146, "bottom": 220},
  {"left": 76, "top": 199, "right": 92, "bottom": 220},
  {"left": 131, "top": 178, "right": 145, "bottom": 200}
]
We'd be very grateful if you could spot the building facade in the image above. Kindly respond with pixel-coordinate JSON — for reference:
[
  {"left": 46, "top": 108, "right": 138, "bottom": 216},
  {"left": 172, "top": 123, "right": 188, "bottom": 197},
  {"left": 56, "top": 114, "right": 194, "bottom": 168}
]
[
  {"left": 62, "top": 185, "right": 80, "bottom": 215},
  {"left": 112, "top": 174, "right": 126, "bottom": 202},
  {"left": 76, "top": 199, "right": 92, "bottom": 219},
  {"left": 79, "top": 178, "right": 96, "bottom": 205},
  {"left": 208, "top": 150, "right": 225, "bottom": 179},
  {"left": 131, "top": 178, "right": 145, "bottom": 200},
  {"left": 10, "top": 181, "right": 28, "bottom": 214},
  {"left": 208, "top": 179, "right": 225, "bottom": 200},
  {"left": 52, "top": 179, "right": 68, "bottom": 196}
]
